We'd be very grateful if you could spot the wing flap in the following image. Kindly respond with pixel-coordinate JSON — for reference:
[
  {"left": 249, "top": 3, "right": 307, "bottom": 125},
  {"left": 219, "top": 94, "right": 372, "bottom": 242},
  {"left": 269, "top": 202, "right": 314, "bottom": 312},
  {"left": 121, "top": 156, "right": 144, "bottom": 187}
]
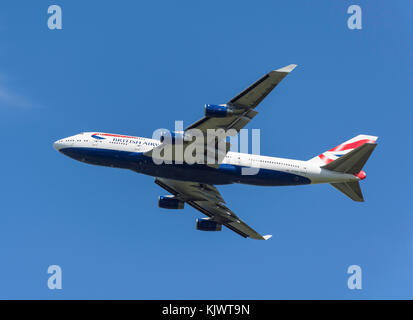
[{"left": 155, "top": 178, "right": 225, "bottom": 203}]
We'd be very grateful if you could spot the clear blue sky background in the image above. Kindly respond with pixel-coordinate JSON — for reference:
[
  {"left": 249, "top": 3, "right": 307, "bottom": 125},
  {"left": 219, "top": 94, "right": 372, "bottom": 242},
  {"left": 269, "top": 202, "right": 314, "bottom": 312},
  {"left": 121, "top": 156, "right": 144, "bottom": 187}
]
[{"left": 0, "top": 1, "right": 412, "bottom": 299}]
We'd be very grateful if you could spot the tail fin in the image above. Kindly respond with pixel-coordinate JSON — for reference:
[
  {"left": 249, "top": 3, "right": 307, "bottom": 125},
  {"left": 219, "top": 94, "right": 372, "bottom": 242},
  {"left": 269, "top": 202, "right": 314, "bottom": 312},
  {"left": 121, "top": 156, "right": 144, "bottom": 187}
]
[
  {"left": 309, "top": 135, "right": 378, "bottom": 202},
  {"left": 321, "top": 142, "right": 377, "bottom": 174},
  {"left": 308, "top": 134, "right": 378, "bottom": 167}
]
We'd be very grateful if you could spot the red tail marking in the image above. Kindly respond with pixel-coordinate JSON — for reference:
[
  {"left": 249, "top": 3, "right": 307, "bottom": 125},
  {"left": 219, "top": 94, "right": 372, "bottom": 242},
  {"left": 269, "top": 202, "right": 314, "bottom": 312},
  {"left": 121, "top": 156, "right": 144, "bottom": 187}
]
[
  {"left": 329, "top": 139, "right": 376, "bottom": 152},
  {"left": 319, "top": 154, "right": 334, "bottom": 164}
]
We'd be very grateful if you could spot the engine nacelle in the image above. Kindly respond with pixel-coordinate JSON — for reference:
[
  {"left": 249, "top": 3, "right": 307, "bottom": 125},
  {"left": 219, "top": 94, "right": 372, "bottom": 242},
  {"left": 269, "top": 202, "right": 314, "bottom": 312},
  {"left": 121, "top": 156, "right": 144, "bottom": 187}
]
[
  {"left": 205, "top": 104, "right": 233, "bottom": 118},
  {"left": 158, "top": 196, "right": 184, "bottom": 209},
  {"left": 196, "top": 218, "right": 222, "bottom": 231}
]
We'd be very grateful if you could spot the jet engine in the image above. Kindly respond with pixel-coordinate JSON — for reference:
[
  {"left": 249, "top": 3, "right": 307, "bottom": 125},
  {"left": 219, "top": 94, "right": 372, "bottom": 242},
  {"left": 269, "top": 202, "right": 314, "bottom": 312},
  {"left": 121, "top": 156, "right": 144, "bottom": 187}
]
[
  {"left": 158, "top": 196, "right": 184, "bottom": 209},
  {"left": 196, "top": 218, "right": 222, "bottom": 231},
  {"left": 204, "top": 104, "right": 233, "bottom": 118}
]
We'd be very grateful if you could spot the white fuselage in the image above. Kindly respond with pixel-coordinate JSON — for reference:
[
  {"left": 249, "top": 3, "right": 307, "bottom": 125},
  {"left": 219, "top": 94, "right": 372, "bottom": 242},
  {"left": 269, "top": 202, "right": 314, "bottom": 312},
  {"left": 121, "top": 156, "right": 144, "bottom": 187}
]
[{"left": 53, "top": 132, "right": 359, "bottom": 186}]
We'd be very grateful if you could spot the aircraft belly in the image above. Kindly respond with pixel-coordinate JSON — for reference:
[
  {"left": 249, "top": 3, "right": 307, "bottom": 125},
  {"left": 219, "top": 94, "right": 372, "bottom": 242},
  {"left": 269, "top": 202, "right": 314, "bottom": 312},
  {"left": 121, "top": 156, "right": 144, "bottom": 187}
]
[{"left": 58, "top": 147, "right": 311, "bottom": 186}]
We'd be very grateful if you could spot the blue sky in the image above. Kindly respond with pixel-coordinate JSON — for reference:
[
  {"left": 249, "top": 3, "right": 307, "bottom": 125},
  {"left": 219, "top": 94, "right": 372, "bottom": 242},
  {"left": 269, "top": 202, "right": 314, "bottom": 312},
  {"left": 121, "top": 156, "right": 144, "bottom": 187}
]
[{"left": 0, "top": 0, "right": 412, "bottom": 299}]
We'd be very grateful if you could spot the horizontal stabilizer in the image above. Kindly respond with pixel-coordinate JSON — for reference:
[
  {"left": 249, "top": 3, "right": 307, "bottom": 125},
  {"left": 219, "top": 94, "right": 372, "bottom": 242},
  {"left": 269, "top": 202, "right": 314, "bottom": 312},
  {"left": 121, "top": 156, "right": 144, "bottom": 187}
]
[{"left": 330, "top": 181, "right": 364, "bottom": 202}]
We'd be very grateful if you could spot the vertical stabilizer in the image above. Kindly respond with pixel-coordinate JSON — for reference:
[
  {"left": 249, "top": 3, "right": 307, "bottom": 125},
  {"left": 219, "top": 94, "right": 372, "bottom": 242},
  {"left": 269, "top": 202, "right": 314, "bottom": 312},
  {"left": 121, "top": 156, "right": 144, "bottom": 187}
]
[{"left": 309, "top": 135, "right": 378, "bottom": 167}]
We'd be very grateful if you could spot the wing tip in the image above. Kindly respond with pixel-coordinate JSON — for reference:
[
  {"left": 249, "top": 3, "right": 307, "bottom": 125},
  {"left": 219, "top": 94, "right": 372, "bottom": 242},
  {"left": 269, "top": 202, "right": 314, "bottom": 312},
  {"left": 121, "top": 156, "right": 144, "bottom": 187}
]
[
  {"left": 275, "top": 64, "right": 297, "bottom": 73},
  {"left": 263, "top": 235, "right": 273, "bottom": 240}
]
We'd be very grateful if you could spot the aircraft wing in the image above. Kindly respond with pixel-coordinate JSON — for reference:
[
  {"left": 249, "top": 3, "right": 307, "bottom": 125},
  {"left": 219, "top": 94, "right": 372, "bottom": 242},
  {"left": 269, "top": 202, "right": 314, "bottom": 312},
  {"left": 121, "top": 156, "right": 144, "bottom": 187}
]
[
  {"left": 145, "top": 65, "right": 296, "bottom": 167},
  {"left": 185, "top": 64, "right": 297, "bottom": 134},
  {"left": 155, "top": 177, "right": 272, "bottom": 240}
]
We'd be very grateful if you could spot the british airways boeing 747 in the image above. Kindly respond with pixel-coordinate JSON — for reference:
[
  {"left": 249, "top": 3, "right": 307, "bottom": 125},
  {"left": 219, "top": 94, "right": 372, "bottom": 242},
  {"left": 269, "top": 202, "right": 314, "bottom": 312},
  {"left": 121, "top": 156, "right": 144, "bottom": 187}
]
[{"left": 53, "top": 65, "right": 378, "bottom": 240}]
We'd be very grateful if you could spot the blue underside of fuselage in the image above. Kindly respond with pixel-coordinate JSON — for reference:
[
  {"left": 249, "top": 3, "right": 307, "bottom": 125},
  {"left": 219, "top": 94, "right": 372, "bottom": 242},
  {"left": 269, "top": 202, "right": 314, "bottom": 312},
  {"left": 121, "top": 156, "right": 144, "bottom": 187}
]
[{"left": 59, "top": 147, "right": 311, "bottom": 186}]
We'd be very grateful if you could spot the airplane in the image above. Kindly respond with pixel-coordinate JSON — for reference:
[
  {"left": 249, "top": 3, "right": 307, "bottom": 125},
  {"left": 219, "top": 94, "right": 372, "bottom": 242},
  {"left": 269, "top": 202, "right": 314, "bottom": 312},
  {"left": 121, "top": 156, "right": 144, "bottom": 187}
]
[{"left": 53, "top": 64, "right": 378, "bottom": 240}]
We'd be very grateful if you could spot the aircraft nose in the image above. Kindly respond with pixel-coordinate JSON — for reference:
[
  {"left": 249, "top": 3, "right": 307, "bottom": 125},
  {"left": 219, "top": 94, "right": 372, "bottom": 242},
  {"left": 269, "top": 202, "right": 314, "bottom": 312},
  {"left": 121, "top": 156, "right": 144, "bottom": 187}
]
[{"left": 53, "top": 140, "right": 63, "bottom": 151}]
